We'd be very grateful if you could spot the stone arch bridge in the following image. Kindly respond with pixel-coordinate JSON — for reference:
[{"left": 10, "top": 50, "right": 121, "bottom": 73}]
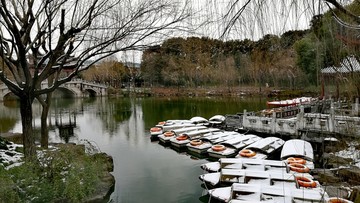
[{"left": 0, "top": 79, "right": 107, "bottom": 101}]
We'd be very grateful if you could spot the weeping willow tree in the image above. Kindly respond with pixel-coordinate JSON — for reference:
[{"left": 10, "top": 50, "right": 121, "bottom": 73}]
[{"left": 217, "top": 0, "right": 360, "bottom": 98}]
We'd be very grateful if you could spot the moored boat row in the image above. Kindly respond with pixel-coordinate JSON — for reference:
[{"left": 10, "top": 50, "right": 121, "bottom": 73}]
[
  {"left": 148, "top": 105, "right": 354, "bottom": 202},
  {"left": 199, "top": 139, "right": 353, "bottom": 203},
  {"left": 150, "top": 116, "right": 212, "bottom": 139}
]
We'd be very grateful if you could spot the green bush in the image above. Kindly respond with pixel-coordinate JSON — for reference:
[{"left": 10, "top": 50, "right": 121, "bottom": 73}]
[{"left": 0, "top": 144, "right": 103, "bottom": 203}]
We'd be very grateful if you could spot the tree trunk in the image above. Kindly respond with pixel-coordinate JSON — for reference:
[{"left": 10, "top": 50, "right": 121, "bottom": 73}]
[
  {"left": 20, "top": 95, "right": 36, "bottom": 161},
  {"left": 40, "top": 94, "right": 52, "bottom": 149},
  {"left": 40, "top": 75, "right": 54, "bottom": 149}
]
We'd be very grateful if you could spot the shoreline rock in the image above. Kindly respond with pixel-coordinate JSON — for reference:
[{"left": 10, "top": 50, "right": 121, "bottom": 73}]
[{"left": 85, "top": 153, "right": 115, "bottom": 203}]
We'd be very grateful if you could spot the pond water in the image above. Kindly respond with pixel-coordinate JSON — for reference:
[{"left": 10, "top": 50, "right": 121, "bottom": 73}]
[{"left": 0, "top": 96, "right": 267, "bottom": 203}]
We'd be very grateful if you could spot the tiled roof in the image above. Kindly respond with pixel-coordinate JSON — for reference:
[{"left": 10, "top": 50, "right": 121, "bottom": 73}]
[{"left": 321, "top": 56, "right": 360, "bottom": 74}]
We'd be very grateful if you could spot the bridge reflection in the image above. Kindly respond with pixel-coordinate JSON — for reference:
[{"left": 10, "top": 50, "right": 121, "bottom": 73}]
[{"left": 55, "top": 111, "right": 77, "bottom": 143}]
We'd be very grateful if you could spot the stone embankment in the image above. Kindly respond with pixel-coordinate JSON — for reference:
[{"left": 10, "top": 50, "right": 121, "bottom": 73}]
[{"left": 85, "top": 152, "right": 115, "bottom": 202}]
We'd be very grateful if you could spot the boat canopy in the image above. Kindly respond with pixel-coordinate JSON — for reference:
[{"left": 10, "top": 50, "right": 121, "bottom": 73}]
[
  {"left": 190, "top": 116, "right": 209, "bottom": 124},
  {"left": 280, "top": 139, "right": 314, "bottom": 161},
  {"left": 208, "top": 115, "right": 226, "bottom": 124}
]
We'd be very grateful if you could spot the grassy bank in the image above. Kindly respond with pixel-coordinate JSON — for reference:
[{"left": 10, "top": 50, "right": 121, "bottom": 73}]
[{"left": 0, "top": 140, "right": 114, "bottom": 203}]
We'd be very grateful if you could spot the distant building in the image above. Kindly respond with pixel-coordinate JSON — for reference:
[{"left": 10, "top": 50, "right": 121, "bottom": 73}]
[
  {"left": 27, "top": 54, "right": 80, "bottom": 77},
  {"left": 321, "top": 56, "right": 360, "bottom": 98}
]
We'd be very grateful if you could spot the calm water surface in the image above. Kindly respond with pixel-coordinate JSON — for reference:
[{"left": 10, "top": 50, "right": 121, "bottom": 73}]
[{"left": 0, "top": 96, "right": 267, "bottom": 203}]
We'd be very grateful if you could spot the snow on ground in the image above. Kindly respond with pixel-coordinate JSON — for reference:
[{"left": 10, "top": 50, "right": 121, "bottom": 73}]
[
  {"left": 0, "top": 142, "right": 24, "bottom": 169},
  {"left": 333, "top": 141, "right": 360, "bottom": 168},
  {"left": 0, "top": 138, "right": 101, "bottom": 169}
]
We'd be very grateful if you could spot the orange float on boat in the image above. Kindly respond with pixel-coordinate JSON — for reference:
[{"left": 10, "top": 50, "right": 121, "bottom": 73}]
[
  {"left": 176, "top": 134, "right": 188, "bottom": 141},
  {"left": 164, "top": 131, "right": 174, "bottom": 137},
  {"left": 287, "top": 157, "right": 306, "bottom": 164},
  {"left": 289, "top": 163, "right": 310, "bottom": 173},
  {"left": 150, "top": 127, "right": 162, "bottom": 132},
  {"left": 211, "top": 144, "right": 226, "bottom": 152},
  {"left": 295, "top": 176, "right": 316, "bottom": 188},
  {"left": 239, "top": 149, "right": 256, "bottom": 157},
  {"left": 158, "top": 121, "right": 166, "bottom": 125},
  {"left": 327, "top": 197, "right": 351, "bottom": 203},
  {"left": 190, "top": 139, "right": 203, "bottom": 146}
]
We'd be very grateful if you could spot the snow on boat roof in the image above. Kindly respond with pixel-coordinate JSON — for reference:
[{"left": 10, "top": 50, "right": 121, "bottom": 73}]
[
  {"left": 221, "top": 158, "right": 288, "bottom": 168},
  {"left": 201, "top": 161, "right": 221, "bottom": 171},
  {"left": 190, "top": 116, "right": 208, "bottom": 123},
  {"left": 163, "top": 119, "right": 191, "bottom": 125},
  {"left": 324, "top": 137, "right": 338, "bottom": 142},
  {"left": 203, "top": 133, "right": 241, "bottom": 144},
  {"left": 162, "top": 123, "right": 196, "bottom": 131},
  {"left": 182, "top": 128, "right": 220, "bottom": 137},
  {"left": 219, "top": 169, "right": 313, "bottom": 181},
  {"left": 170, "top": 125, "right": 206, "bottom": 134},
  {"left": 244, "top": 137, "right": 285, "bottom": 154},
  {"left": 232, "top": 136, "right": 262, "bottom": 149},
  {"left": 208, "top": 186, "right": 232, "bottom": 202},
  {"left": 199, "top": 172, "right": 220, "bottom": 186},
  {"left": 223, "top": 134, "right": 260, "bottom": 147},
  {"left": 201, "top": 131, "right": 239, "bottom": 141},
  {"left": 280, "top": 139, "right": 314, "bottom": 161},
  {"left": 231, "top": 183, "right": 262, "bottom": 201},
  {"left": 209, "top": 115, "right": 226, "bottom": 123},
  {"left": 229, "top": 200, "right": 263, "bottom": 203}
]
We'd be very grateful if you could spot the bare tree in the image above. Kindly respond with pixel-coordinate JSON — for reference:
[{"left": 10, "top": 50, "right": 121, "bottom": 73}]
[{"left": 0, "top": 0, "right": 192, "bottom": 160}]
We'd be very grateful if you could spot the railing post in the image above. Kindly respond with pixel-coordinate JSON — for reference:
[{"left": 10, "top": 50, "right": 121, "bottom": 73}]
[
  {"left": 242, "top": 109, "right": 247, "bottom": 128},
  {"left": 297, "top": 106, "right": 304, "bottom": 135},
  {"left": 329, "top": 104, "right": 335, "bottom": 133},
  {"left": 353, "top": 98, "right": 359, "bottom": 116},
  {"left": 271, "top": 111, "right": 276, "bottom": 134}
]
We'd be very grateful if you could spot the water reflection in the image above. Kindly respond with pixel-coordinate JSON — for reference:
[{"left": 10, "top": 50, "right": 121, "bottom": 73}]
[
  {"left": 55, "top": 111, "right": 76, "bottom": 143},
  {"left": 0, "top": 96, "right": 267, "bottom": 203}
]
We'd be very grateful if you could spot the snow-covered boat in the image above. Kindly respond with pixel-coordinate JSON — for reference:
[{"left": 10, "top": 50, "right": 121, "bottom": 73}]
[
  {"left": 150, "top": 120, "right": 193, "bottom": 138},
  {"left": 150, "top": 116, "right": 209, "bottom": 139},
  {"left": 207, "top": 134, "right": 261, "bottom": 159},
  {"left": 234, "top": 137, "right": 285, "bottom": 160},
  {"left": 206, "top": 115, "right": 226, "bottom": 128},
  {"left": 266, "top": 97, "right": 315, "bottom": 108},
  {"left": 199, "top": 166, "right": 314, "bottom": 188},
  {"left": 158, "top": 125, "right": 207, "bottom": 144},
  {"left": 169, "top": 128, "right": 220, "bottom": 148},
  {"left": 280, "top": 139, "right": 315, "bottom": 170},
  {"left": 186, "top": 131, "right": 242, "bottom": 154},
  {"left": 208, "top": 182, "right": 328, "bottom": 203}
]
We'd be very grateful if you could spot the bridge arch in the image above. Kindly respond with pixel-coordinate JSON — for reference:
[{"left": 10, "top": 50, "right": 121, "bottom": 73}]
[
  {"left": 0, "top": 80, "right": 107, "bottom": 101},
  {"left": 83, "top": 88, "right": 97, "bottom": 97},
  {"left": 53, "top": 87, "right": 77, "bottom": 98}
]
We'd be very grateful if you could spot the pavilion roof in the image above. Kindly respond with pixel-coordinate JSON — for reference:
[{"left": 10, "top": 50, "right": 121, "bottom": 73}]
[{"left": 321, "top": 56, "right": 360, "bottom": 74}]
